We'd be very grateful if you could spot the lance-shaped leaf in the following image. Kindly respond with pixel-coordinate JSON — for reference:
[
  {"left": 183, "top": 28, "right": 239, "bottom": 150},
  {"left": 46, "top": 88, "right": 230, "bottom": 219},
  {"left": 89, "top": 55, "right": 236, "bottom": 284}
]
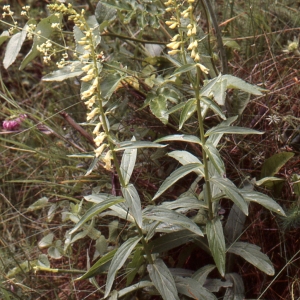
[
  {"left": 210, "top": 177, "right": 248, "bottom": 215},
  {"left": 144, "top": 207, "right": 203, "bottom": 236},
  {"left": 179, "top": 98, "right": 196, "bottom": 129},
  {"left": 147, "top": 259, "right": 180, "bottom": 300},
  {"left": 228, "top": 242, "right": 275, "bottom": 275},
  {"left": 118, "top": 281, "right": 153, "bottom": 298},
  {"left": 205, "top": 126, "right": 263, "bottom": 137},
  {"left": 261, "top": 151, "right": 294, "bottom": 178},
  {"left": 224, "top": 273, "right": 245, "bottom": 300},
  {"left": 168, "top": 151, "right": 202, "bottom": 177},
  {"left": 104, "top": 236, "right": 142, "bottom": 298},
  {"left": 175, "top": 276, "right": 217, "bottom": 300},
  {"left": 122, "top": 184, "right": 142, "bottom": 228},
  {"left": 155, "top": 134, "right": 202, "bottom": 145},
  {"left": 115, "top": 141, "right": 166, "bottom": 151},
  {"left": 77, "top": 249, "right": 117, "bottom": 280},
  {"left": 241, "top": 190, "right": 286, "bottom": 216},
  {"left": 120, "top": 137, "right": 137, "bottom": 185},
  {"left": 192, "top": 264, "right": 216, "bottom": 285},
  {"left": 43, "top": 61, "right": 85, "bottom": 81},
  {"left": 201, "top": 96, "right": 226, "bottom": 120},
  {"left": 207, "top": 116, "right": 238, "bottom": 147},
  {"left": 206, "top": 218, "right": 226, "bottom": 277},
  {"left": 4, "top": 23, "right": 29, "bottom": 69},
  {"left": 222, "top": 74, "right": 266, "bottom": 95},
  {"left": 69, "top": 198, "right": 124, "bottom": 234},
  {"left": 153, "top": 163, "right": 204, "bottom": 200},
  {"left": 203, "top": 142, "right": 225, "bottom": 176},
  {"left": 150, "top": 94, "right": 168, "bottom": 124},
  {"left": 172, "top": 63, "right": 196, "bottom": 77}
]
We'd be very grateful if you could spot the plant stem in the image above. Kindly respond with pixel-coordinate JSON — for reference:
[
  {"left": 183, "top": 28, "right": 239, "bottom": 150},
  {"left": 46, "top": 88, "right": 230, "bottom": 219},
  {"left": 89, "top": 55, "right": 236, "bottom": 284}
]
[{"left": 194, "top": 65, "right": 214, "bottom": 220}]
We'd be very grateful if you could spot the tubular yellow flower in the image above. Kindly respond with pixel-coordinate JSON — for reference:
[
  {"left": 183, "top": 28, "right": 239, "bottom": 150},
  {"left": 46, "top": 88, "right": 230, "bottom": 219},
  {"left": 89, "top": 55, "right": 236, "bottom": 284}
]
[
  {"left": 94, "top": 132, "right": 106, "bottom": 146},
  {"left": 94, "top": 143, "right": 107, "bottom": 157},
  {"left": 93, "top": 122, "right": 102, "bottom": 135},
  {"left": 81, "top": 74, "right": 94, "bottom": 82},
  {"left": 84, "top": 95, "right": 96, "bottom": 108},
  {"left": 87, "top": 108, "right": 100, "bottom": 121},
  {"left": 169, "top": 22, "right": 178, "bottom": 29},
  {"left": 82, "top": 64, "right": 92, "bottom": 72},
  {"left": 197, "top": 63, "right": 209, "bottom": 74},
  {"left": 170, "top": 34, "right": 179, "bottom": 42},
  {"left": 166, "top": 41, "right": 181, "bottom": 50},
  {"left": 168, "top": 50, "right": 180, "bottom": 55},
  {"left": 192, "top": 24, "right": 197, "bottom": 35},
  {"left": 81, "top": 89, "right": 94, "bottom": 99},
  {"left": 103, "top": 150, "right": 113, "bottom": 170}
]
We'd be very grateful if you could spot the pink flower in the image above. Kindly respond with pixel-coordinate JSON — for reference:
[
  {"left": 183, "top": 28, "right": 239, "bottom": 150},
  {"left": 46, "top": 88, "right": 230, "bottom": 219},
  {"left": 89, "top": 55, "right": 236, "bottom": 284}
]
[{"left": 3, "top": 114, "right": 27, "bottom": 131}]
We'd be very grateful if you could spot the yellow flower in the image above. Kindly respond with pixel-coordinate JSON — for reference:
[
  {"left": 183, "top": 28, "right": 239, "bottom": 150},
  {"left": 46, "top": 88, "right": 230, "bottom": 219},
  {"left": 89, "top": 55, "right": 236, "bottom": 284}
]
[
  {"left": 166, "top": 41, "right": 181, "bottom": 50},
  {"left": 197, "top": 63, "right": 209, "bottom": 74},
  {"left": 168, "top": 50, "right": 180, "bottom": 55},
  {"left": 94, "top": 132, "right": 106, "bottom": 146},
  {"left": 103, "top": 150, "right": 113, "bottom": 170},
  {"left": 94, "top": 143, "right": 107, "bottom": 157},
  {"left": 81, "top": 74, "right": 94, "bottom": 82},
  {"left": 87, "top": 108, "right": 99, "bottom": 121},
  {"left": 93, "top": 122, "right": 102, "bottom": 135}
]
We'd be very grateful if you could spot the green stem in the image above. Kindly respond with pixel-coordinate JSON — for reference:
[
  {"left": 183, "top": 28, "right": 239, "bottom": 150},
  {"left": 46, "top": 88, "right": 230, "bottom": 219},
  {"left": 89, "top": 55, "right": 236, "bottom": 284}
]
[
  {"left": 89, "top": 34, "right": 154, "bottom": 265},
  {"left": 194, "top": 65, "right": 214, "bottom": 220}
]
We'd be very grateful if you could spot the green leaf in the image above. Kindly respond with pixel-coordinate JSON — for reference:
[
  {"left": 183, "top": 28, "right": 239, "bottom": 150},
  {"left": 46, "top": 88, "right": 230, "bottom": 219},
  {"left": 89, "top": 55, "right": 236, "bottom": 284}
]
[
  {"left": 126, "top": 248, "right": 145, "bottom": 285},
  {"left": 261, "top": 151, "right": 294, "bottom": 178},
  {"left": 115, "top": 140, "right": 166, "bottom": 151},
  {"left": 210, "top": 177, "right": 248, "bottom": 215},
  {"left": 211, "top": 78, "right": 227, "bottom": 105},
  {"left": 27, "top": 196, "right": 49, "bottom": 211},
  {"left": 224, "top": 204, "right": 246, "bottom": 245},
  {"left": 172, "top": 63, "right": 196, "bottom": 77},
  {"left": 122, "top": 184, "right": 142, "bottom": 228},
  {"left": 118, "top": 281, "right": 153, "bottom": 298},
  {"left": 149, "top": 230, "right": 198, "bottom": 253},
  {"left": 205, "top": 126, "right": 263, "bottom": 137},
  {"left": 228, "top": 242, "right": 275, "bottom": 275},
  {"left": 241, "top": 190, "right": 286, "bottom": 216},
  {"left": 77, "top": 249, "right": 117, "bottom": 280},
  {"left": 144, "top": 207, "right": 203, "bottom": 236},
  {"left": 207, "top": 116, "right": 238, "bottom": 147},
  {"left": 104, "top": 236, "right": 142, "bottom": 297},
  {"left": 224, "top": 273, "right": 245, "bottom": 300},
  {"left": 155, "top": 134, "right": 202, "bottom": 145},
  {"left": 203, "top": 279, "right": 232, "bottom": 293},
  {"left": 192, "top": 265, "right": 216, "bottom": 285},
  {"left": 206, "top": 218, "right": 226, "bottom": 277},
  {"left": 120, "top": 136, "right": 137, "bottom": 185},
  {"left": 255, "top": 176, "right": 285, "bottom": 187},
  {"left": 160, "top": 196, "right": 206, "bottom": 211},
  {"left": 179, "top": 98, "right": 196, "bottom": 129},
  {"left": 43, "top": 61, "right": 85, "bottom": 81},
  {"left": 153, "top": 163, "right": 204, "bottom": 200},
  {"left": 292, "top": 174, "right": 300, "bottom": 196},
  {"left": 0, "top": 30, "right": 10, "bottom": 46},
  {"left": 201, "top": 96, "right": 226, "bottom": 120},
  {"left": 203, "top": 142, "right": 225, "bottom": 176},
  {"left": 175, "top": 276, "right": 217, "bottom": 300},
  {"left": 222, "top": 74, "right": 266, "bottom": 95},
  {"left": 147, "top": 259, "right": 180, "bottom": 300},
  {"left": 168, "top": 150, "right": 204, "bottom": 176},
  {"left": 3, "top": 24, "right": 28, "bottom": 69},
  {"left": 95, "top": 1, "right": 116, "bottom": 25},
  {"left": 100, "top": 73, "right": 123, "bottom": 100},
  {"left": 150, "top": 94, "right": 168, "bottom": 124},
  {"left": 20, "top": 14, "right": 62, "bottom": 70},
  {"left": 167, "top": 102, "right": 186, "bottom": 115},
  {"left": 38, "top": 233, "right": 54, "bottom": 249},
  {"left": 69, "top": 198, "right": 124, "bottom": 234}
]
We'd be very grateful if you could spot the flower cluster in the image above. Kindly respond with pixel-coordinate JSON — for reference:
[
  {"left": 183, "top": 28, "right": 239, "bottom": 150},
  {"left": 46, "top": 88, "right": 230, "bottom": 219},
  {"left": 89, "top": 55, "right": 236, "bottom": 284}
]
[
  {"left": 2, "top": 5, "right": 14, "bottom": 18},
  {"left": 283, "top": 37, "right": 300, "bottom": 56},
  {"left": 3, "top": 114, "right": 27, "bottom": 131},
  {"left": 47, "top": 3, "right": 112, "bottom": 168}
]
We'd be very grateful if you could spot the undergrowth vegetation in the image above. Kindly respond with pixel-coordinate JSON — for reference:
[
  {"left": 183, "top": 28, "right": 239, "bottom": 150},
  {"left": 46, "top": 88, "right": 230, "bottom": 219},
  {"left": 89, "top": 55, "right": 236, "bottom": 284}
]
[{"left": 0, "top": 0, "right": 300, "bottom": 299}]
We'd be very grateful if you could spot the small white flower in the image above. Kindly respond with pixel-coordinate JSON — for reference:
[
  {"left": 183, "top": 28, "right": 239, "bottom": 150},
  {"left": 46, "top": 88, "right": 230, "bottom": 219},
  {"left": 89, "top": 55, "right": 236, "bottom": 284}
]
[{"left": 266, "top": 114, "right": 280, "bottom": 125}]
